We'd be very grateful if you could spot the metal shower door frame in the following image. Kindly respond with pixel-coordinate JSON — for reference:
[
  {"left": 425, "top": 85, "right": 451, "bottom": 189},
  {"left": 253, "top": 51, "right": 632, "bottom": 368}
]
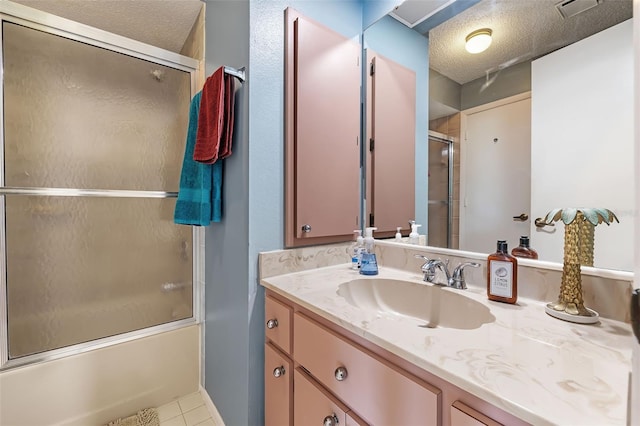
[
  {"left": 427, "top": 130, "right": 454, "bottom": 248},
  {"left": 0, "top": 2, "right": 204, "bottom": 370}
]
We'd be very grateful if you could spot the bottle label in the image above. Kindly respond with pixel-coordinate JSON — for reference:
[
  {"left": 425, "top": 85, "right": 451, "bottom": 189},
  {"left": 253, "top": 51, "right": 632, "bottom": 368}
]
[{"left": 490, "top": 260, "right": 513, "bottom": 298}]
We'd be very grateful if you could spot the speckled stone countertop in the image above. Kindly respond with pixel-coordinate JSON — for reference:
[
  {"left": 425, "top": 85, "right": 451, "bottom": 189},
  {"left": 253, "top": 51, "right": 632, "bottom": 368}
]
[{"left": 261, "top": 264, "right": 632, "bottom": 426}]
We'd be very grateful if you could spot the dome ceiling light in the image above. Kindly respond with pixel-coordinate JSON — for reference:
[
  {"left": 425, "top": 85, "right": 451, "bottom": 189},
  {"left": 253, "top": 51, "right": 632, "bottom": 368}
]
[{"left": 465, "top": 28, "right": 493, "bottom": 54}]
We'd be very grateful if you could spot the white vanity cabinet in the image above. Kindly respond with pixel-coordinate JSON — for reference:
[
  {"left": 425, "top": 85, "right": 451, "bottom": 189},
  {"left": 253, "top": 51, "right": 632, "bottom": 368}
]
[{"left": 264, "top": 290, "right": 527, "bottom": 426}]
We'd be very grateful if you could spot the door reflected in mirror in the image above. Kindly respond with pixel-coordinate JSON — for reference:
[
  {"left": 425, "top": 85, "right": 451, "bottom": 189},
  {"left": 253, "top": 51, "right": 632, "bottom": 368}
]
[{"left": 363, "top": 0, "right": 634, "bottom": 271}]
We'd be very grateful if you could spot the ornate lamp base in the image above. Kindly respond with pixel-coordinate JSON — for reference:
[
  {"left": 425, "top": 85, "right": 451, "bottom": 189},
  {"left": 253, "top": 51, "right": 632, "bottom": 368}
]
[{"left": 544, "top": 303, "right": 599, "bottom": 324}]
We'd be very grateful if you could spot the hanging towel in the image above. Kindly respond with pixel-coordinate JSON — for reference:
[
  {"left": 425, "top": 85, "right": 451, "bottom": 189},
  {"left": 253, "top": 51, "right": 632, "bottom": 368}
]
[
  {"left": 194, "top": 67, "right": 225, "bottom": 164},
  {"left": 218, "top": 74, "right": 235, "bottom": 159},
  {"left": 174, "top": 92, "right": 223, "bottom": 225}
]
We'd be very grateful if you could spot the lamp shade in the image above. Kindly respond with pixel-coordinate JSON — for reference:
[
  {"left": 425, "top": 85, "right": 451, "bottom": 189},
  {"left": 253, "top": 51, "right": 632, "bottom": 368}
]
[{"left": 465, "top": 28, "right": 492, "bottom": 54}]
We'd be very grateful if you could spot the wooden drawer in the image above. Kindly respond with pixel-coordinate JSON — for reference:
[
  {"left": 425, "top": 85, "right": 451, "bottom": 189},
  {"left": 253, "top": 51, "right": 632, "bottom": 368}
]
[
  {"left": 294, "top": 368, "right": 350, "bottom": 426},
  {"left": 294, "top": 312, "right": 441, "bottom": 425},
  {"left": 451, "top": 401, "right": 503, "bottom": 426},
  {"left": 265, "top": 343, "right": 293, "bottom": 426},
  {"left": 265, "top": 296, "right": 292, "bottom": 354}
]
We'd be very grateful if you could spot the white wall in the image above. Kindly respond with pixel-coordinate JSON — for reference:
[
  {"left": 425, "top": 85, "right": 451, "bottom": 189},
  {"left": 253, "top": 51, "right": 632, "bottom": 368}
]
[{"left": 530, "top": 20, "right": 634, "bottom": 271}]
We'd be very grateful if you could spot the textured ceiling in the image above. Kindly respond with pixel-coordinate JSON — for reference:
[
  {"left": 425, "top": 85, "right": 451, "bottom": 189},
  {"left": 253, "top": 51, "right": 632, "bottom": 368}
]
[
  {"left": 428, "top": 0, "right": 633, "bottom": 84},
  {"left": 12, "top": 0, "right": 203, "bottom": 53}
]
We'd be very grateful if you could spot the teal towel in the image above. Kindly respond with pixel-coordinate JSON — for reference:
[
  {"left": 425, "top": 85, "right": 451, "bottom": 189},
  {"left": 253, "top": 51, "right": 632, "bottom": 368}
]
[{"left": 174, "top": 92, "right": 222, "bottom": 225}]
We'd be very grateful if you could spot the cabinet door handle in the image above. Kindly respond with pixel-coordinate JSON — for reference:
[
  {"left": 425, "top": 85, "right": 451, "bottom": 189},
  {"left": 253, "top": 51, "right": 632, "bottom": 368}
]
[
  {"left": 301, "top": 224, "right": 312, "bottom": 233},
  {"left": 266, "top": 318, "right": 278, "bottom": 329},
  {"left": 334, "top": 366, "right": 348, "bottom": 381},
  {"left": 273, "top": 366, "right": 286, "bottom": 378},
  {"left": 323, "top": 413, "right": 339, "bottom": 426}
]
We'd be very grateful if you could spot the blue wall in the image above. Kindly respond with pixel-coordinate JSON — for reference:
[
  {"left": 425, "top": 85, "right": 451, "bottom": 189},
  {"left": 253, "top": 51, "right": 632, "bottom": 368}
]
[
  {"left": 203, "top": 2, "right": 251, "bottom": 426},
  {"left": 204, "top": 1, "right": 361, "bottom": 425},
  {"left": 364, "top": 15, "right": 429, "bottom": 233},
  {"left": 362, "top": 0, "right": 398, "bottom": 29}
]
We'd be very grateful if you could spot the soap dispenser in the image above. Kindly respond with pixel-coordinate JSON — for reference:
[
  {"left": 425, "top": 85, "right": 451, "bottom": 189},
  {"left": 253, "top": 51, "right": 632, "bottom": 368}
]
[
  {"left": 409, "top": 223, "right": 422, "bottom": 245},
  {"left": 350, "top": 230, "right": 364, "bottom": 270},
  {"left": 363, "top": 227, "right": 377, "bottom": 253},
  {"left": 360, "top": 227, "right": 379, "bottom": 275},
  {"left": 395, "top": 227, "right": 403, "bottom": 242},
  {"left": 511, "top": 236, "right": 539, "bottom": 259},
  {"left": 487, "top": 240, "right": 518, "bottom": 304}
]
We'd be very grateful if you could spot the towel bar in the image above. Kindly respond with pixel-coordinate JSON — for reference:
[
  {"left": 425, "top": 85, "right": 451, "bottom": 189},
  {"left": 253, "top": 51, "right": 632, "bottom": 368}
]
[{"left": 223, "top": 65, "right": 246, "bottom": 83}]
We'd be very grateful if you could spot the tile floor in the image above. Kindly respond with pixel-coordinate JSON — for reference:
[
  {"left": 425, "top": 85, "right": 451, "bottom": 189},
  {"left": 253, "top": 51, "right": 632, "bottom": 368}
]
[{"left": 157, "top": 390, "right": 223, "bottom": 426}]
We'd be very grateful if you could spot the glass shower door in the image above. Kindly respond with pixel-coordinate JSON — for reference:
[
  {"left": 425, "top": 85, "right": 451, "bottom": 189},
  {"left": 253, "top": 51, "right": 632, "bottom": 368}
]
[
  {"left": 427, "top": 133, "right": 453, "bottom": 248},
  {"left": 1, "top": 22, "right": 195, "bottom": 360}
]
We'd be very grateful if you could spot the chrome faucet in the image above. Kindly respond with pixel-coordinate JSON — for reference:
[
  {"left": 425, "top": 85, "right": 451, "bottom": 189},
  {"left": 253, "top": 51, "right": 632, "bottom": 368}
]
[
  {"left": 450, "top": 262, "right": 481, "bottom": 289},
  {"left": 414, "top": 255, "right": 480, "bottom": 289}
]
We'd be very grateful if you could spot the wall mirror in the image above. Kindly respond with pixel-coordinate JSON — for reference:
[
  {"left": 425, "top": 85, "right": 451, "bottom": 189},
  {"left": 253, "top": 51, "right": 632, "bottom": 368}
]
[{"left": 363, "top": 0, "right": 634, "bottom": 272}]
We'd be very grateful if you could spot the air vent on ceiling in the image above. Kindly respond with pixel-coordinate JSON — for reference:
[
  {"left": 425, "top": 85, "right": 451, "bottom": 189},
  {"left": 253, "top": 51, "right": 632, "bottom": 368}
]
[
  {"left": 555, "top": 0, "right": 602, "bottom": 19},
  {"left": 389, "top": 0, "right": 457, "bottom": 28}
]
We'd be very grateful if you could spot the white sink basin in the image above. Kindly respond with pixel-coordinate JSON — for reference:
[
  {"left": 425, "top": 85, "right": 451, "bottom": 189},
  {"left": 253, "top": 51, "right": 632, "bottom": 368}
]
[{"left": 337, "top": 278, "right": 495, "bottom": 330}]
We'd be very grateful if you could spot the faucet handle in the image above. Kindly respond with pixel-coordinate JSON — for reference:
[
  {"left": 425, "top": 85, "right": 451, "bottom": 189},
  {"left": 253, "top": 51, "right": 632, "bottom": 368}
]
[
  {"left": 413, "top": 254, "right": 431, "bottom": 268},
  {"left": 451, "top": 262, "right": 481, "bottom": 289},
  {"left": 414, "top": 254, "right": 436, "bottom": 282}
]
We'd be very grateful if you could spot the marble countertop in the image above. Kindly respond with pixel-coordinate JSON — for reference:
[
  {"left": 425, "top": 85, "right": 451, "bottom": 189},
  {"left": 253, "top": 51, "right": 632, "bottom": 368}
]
[{"left": 261, "top": 264, "right": 632, "bottom": 426}]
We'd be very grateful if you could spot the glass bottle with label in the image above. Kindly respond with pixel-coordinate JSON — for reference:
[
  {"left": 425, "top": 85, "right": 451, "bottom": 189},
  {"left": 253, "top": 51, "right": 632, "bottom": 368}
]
[
  {"left": 487, "top": 240, "right": 518, "bottom": 304},
  {"left": 511, "top": 236, "right": 539, "bottom": 260}
]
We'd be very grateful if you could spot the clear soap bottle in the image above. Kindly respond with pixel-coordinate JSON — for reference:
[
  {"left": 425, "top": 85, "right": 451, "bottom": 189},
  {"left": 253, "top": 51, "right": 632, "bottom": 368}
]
[
  {"left": 350, "top": 230, "right": 364, "bottom": 270},
  {"left": 408, "top": 223, "right": 421, "bottom": 245},
  {"left": 360, "top": 227, "right": 379, "bottom": 275},
  {"left": 511, "top": 236, "right": 538, "bottom": 260},
  {"left": 487, "top": 240, "right": 518, "bottom": 304}
]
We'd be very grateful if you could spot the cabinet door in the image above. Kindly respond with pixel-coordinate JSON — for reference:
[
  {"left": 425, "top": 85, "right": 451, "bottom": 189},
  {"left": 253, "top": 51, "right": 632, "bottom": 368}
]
[
  {"left": 265, "top": 343, "right": 292, "bottom": 426},
  {"left": 346, "top": 411, "right": 369, "bottom": 426},
  {"left": 265, "top": 295, "right": 292, "bottom": 355},
  {"left": 367, "top": 51, "right": 416, "bottom": 234},
  {"left": 451, "top": 401, "right": 503, "bottom": 426},
  {"left": 294, "top": 368, "right": 349, "bottom": 426},
  {"left": 285, "top": 8, "right": 361, "bottom": 246}
]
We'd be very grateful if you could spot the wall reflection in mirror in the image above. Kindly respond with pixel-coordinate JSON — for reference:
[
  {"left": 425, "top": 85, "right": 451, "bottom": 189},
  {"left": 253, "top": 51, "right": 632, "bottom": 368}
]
[{"left": 363, "top": 0, "right": 634, "bottom": 271}]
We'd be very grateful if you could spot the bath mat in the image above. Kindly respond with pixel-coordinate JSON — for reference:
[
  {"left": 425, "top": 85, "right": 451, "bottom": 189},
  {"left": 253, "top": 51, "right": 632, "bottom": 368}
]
[{"left": 106, "top": 408, "right": 159, "bottom": 426}]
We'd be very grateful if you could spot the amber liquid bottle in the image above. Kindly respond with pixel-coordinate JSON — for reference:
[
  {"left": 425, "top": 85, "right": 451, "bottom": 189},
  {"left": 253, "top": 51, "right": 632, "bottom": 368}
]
[
  {"left": 487, "top": 240, "right": 518, "bottom": 304},
  {"left": 511, "top": 236, "right": 539, "bottom": 260}
]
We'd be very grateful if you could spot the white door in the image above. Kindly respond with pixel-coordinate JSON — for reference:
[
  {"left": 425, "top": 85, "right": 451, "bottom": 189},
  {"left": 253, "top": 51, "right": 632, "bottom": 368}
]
[{"left": 460, "top": 96, "right": 531, "bottom": 254}]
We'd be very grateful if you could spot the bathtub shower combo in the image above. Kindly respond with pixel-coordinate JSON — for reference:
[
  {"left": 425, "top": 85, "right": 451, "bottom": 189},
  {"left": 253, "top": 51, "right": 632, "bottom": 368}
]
[{"left": 0, "top": 4, "right": 202, "bottom": 369}]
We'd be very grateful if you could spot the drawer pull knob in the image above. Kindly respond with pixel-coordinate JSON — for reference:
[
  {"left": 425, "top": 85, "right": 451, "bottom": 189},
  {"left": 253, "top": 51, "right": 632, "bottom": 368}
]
[
  {"left": 273, "top": 366, "right": 286, "bottom": 378},
  {"left": 323, "top": 414, "right": 339, "bottom": 426},
  {"left": 334, "top": 366, "right": 348, "bottom": 381},
  {"left": 266, "top": 319, "right": 278, "bottom": 329}
]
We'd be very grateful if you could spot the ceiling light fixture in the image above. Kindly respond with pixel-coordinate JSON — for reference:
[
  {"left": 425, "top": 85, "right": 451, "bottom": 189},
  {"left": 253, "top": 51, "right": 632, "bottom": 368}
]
[{"left": 465, "top": 28, "right": 492, "bottom": 54}]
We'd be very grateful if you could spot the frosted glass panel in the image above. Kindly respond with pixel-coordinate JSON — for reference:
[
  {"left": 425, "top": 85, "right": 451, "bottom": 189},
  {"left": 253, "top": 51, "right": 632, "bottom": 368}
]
[
  {"left": 5, "top": 195, "right": 193, "bottom": 358},
  {"left": 2, "top": 22, "right": 190, "bottom": 191}
]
